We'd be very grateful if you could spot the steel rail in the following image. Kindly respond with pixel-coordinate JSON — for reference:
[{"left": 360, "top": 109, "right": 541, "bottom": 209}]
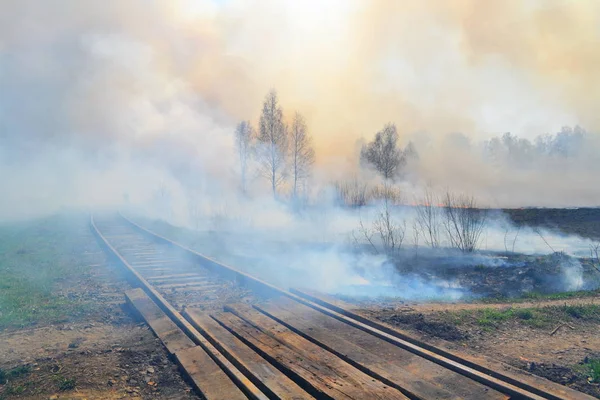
[{"left": 91, "top": 212, "right": 595, "bottom": 400}]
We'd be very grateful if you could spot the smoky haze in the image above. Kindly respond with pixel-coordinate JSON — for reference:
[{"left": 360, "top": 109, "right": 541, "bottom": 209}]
[{"left": 1, "top": 0, "right": 600, "bottom": 220}]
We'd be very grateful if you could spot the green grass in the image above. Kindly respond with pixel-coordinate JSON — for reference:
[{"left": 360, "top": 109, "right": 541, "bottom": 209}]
[
  {"left": 0, "top": 365, "right": 31, "bottom": 385},
  {"left": 520, "top": 289, "right": 600, "bottom": 301},
  {"left": 3, "top": 384, "right": 26, "bottom": 395},
  {"left": 474, "top": 288, "right": 600, "bottom": 304},
  {"left": 475, "top": 307, "right": 549, "bottom": 328},
  {"left": 0, "top": 214, "right": 96, "bottom": 330},
  {"left": 589, "top": 359, "right": 600, "bottom": 383},
  {"left": 54, "top": 375, "right": 77, "bottom": 391},
  {"left": 0, "top": 365, "right": 32, "bottom": 399},
  {"left": 443, "top": 304, "right": 600, "bottom": 330}
]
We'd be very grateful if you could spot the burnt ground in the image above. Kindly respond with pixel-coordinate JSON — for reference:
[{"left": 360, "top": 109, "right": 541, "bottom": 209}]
[
  {"left": 381, "top": 250, "right": 600, "bottom": 299},
  {"left": 0, "top": 214, "right": 198, "bottom": 399},
  {"left": 503, "top": 207, "right": 600, "bottom": 240}
]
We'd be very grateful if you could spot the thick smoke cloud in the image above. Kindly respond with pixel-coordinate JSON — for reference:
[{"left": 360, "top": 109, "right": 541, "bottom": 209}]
[{"left": 1, "top": 0, "right": 600, "bottom": 220}]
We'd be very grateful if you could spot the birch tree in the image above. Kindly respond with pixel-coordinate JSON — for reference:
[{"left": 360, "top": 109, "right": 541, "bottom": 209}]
[
  {"left": 234, "top": 120, "right": 254, "bottom": 194},
  {"left": 257, "top": 90, "right": 288, "bottom": 196},
  {"left": 360, "top": 123, "right": 405, "bottom": 182},
  {"left": 290, "top": 112, "right": 315, "bottom": 199}
]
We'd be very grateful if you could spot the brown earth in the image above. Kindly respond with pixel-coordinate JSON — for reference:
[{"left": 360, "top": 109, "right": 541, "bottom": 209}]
[
  {"left": 355, "top": 296, "right": 600, "bottom": 398},
  {"left": 0, "top": 216, "right": 198, "bottom": 400}
]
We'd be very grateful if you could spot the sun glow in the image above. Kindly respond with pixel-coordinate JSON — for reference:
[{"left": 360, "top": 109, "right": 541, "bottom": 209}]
[{"left": 175, "top": 0, "right": 219, "bottom": 20}]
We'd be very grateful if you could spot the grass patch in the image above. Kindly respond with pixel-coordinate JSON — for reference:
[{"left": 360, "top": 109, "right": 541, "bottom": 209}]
[
  {"left": 562, "top": 304, "right": 600, "bottom": 320},
  {"left": 475, "top": 288, "right": 600, "bottom": 304},
  {"left": 521, "top": 289, "right": 600, "bottom": 301},
  {"left": 474, "top": 307, "right": 549, "bottom": 328},
  {"left": 0, "top": 365, "right": 31, "bottom": 385},
  {"left": 477, "top": 308, "right": 513, "bottom": 326},
  {"left": 444, "top": 303, "right": 600, "bottom": 330},
  {"left": 589, "top": 359, "right": 600, "bottom": 383},
  {"left": 3, "top": 384, "right": 26, "bottom": 395},
  {"left": 54, "top": 375, "right": 77, "bottom": 391},
  {"left": 0, "top": 214, "right": 97, "bottom": 330}
]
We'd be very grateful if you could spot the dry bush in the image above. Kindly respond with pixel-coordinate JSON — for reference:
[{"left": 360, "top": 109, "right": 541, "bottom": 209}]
[
  {"left": 353, "top": 190, "right": 406, "bottom": 254},
  {"left": 333, "top": 180, "right": 403, "bottom": 207},
  {"left": 369, "top": 184, "right": 403, "bottom": 205},
  {"left": 373, "top": 199, "right": 406, "bottom": 252},
  {"left": 442, "top": 191, "right": 487, "bottom": 252},
  {"left": 414, "top": 187, "right": 441, "bottom": 248},
  {"left": 333, "top": 179, "right": 369, "bottom": 207}
]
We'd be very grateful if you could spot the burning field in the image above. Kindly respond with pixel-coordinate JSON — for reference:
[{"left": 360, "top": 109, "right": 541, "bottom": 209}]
[
  {"left": 1, "top": 207, "right": 599, "bottom": 398},
  {"left": 134, "top": 206, "right": 600, "bottom": 398},
  {"left": 3, "top": 0, "right": 600, "bottom": 398}
]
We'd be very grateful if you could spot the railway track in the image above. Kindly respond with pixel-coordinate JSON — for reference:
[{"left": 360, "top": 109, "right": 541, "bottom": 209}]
[{"left": 91, "top": 212, "right": 594, "bottom": 400}]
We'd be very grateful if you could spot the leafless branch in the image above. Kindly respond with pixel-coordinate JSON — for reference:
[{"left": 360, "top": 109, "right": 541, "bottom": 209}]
[
  {"left": 442, "top": 191, "right": 487, "bottom": 252},
  {"left": 533, "top": 228, "right": 556, "bottom": 253},
  {"left": 414, "top": 187, "right": 441, "bottom": 248}
]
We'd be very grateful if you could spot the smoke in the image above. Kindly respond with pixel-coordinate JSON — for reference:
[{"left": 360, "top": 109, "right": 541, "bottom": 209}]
[
  {"left": 2, "top": 0, "right": 600, "bottom": 298},
  {"left": 2, "top": 0, "right": 600, "bottom": 217}
]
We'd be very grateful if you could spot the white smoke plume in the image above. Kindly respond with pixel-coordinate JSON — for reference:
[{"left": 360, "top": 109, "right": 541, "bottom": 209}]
[{"left": 2, "top": 0, "right": 600, "bottom": 298}]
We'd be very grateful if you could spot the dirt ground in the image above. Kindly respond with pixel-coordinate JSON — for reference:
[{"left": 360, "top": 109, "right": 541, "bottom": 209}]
[
  {"left": 355, "top": 296, "right": 600, "bottom": 398},
  {"left": 0, "top": 215, "right": 198, "bottom": 400}
]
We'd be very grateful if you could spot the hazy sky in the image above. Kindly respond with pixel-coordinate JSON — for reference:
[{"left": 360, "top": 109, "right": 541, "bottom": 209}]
[
  {"left": 3, "top": 0, "right": 597, "bottom": 153},
  {"left": 1, "top": 0, "right": 599, "bottom": 216},
  {"left": 167, "top": 0, "right": 597, "bottom": 156}
]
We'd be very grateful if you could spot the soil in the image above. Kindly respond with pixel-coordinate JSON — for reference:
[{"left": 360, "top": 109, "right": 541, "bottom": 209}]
[
  {"left": 0, "top": 216, "right": 198, "bottom": 400},
  {"left": 355, "top": 298, "right": 600, "bottom": 398}
]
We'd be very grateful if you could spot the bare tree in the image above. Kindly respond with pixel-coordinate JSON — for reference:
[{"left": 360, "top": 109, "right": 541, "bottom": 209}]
[
  {"left": 234, "top": 120, "right": 254, "bottom": 194},
  {"left": 290, "top": 112, "right": 315, "bottom": 199},
  {"left": 361, "top": 123, "right": 405, "bottom": 181},
  {"left": 442, "top": 191, "right": 487, "bottom": 252},
  {"left": 352, "top": 194, "right": 406, "bottom": 254},
  {"left": 414, "top": 187, "right": 441, "bottom": 248},
  {"left": 257, "top": 89, "right": 288, "bottom": 196}
]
